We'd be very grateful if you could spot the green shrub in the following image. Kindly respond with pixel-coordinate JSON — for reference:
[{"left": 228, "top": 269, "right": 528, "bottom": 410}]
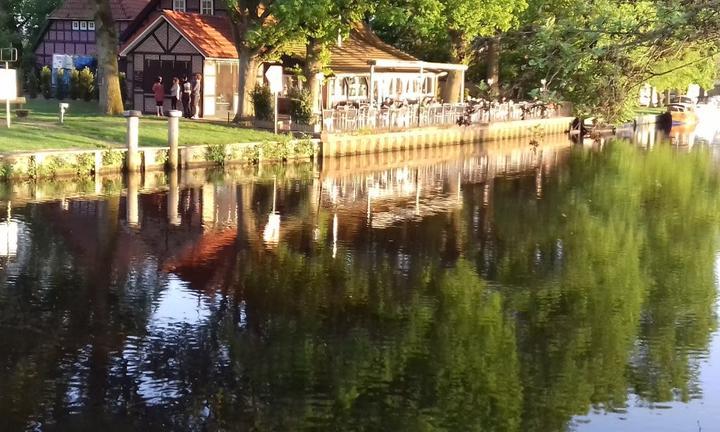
[
  {"left": 250, "top": 83, "right": 273, "bottom": 121},
  {"left": 288, "top": 87, "right": 313, "bottom": 124},
  {"left": 155, "top": 149, "right": 168, "bottom": 166},
  {"left": 40, "top": 66, "right": 52, "bottom": 99},
  {"left": 26, "top": 69, "right": 39, "bottom": 98},
  {"left": 78, "top": 67, "right": 95, "bottom": 101},
  {"left": 102, "top": 149, "right": 124, "bottom": 168},
  {"left": 260, "top": 140, "right": 289, "bottom": 162},
  {"left": 292, "top": 138, "right": 315, "bottom": 158},
  {"left": 74, "top": 153, "right": 95, "bottom": 177},
  {"left": 69, "top": 69, "right": 80, "bottom": 100},
  {"left": 240, "top": 144, "right": 261, "bottom": 163},
  {"left": 55, "top": 68, "right": 66, "bottom": 100},
  {"left": 0, "top": 162, "right": 13, "bottom": 180},
  {"left": 34, "top": 155, "right": 67, "bottom": 178},
  {"left": 205, "top": 143, "right": 228, "bottom": 166}
]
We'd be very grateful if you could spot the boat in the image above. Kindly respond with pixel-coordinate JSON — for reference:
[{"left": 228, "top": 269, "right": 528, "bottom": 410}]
[{"left": 667, "top": 103, "right": 698, "bottom": 126}]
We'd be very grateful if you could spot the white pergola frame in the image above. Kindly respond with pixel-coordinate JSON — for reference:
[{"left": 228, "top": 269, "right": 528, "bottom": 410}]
[{"left": 368, "top": 59, "right": 469, "bottom": 103}]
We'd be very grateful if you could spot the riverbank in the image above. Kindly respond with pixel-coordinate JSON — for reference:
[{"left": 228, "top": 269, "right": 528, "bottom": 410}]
[{"left": 0, "top": 99, "right": 278, "bottom": 153}]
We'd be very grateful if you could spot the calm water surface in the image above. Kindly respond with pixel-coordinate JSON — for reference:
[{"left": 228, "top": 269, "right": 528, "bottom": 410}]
[{"left": 1, "top": 129, "right": 720, "bottom": 431}]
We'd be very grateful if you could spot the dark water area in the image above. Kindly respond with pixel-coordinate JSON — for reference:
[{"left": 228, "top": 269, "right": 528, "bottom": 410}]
[{"left": 1, "top": 131, "right": 720, "bottom": 431}]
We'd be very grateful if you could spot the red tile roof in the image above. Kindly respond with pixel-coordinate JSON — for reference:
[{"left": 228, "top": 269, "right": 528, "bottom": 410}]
[
  {"left": 164, "top": 10, "right": 237, "bottom": 58},
  {"left": 121, "top": 10, "right": 237, "bottom": 58},
  {"left": 50, "top": 0, "right": 151, "bottom": 21}
]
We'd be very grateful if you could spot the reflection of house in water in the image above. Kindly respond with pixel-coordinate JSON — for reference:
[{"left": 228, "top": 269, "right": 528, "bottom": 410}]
[
  {"left": 1, "top": 138, "right": 572, "bottom": 295},
  {"left": 319, "top": 138, "right": 571, "bottom": 231},
  {"left": 0, "top": 141, "right": 574, "bottom": 415}
]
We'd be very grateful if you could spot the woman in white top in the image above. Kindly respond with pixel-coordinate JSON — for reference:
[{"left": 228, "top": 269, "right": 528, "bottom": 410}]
[{"left": 170, "top": 77, "right": 181, "bottom": 111}]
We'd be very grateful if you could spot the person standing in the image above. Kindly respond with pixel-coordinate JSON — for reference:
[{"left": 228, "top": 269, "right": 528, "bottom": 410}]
[
  {"left": 181, "top": 76, "right": 192, "bottom": 118},
  {"left": 191, "top": 73, "right": 202, "bottom": 119},
  {"left": 152, "top": 76, "right": 165, "bottom": 117},
  {"left": 170, "top": 77, "right": 181, "bottom": 111}
]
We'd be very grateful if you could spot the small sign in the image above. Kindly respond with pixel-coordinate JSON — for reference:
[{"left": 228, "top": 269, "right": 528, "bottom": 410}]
[
  {"left": 0, "top": 47, "right": 17, "bottom": 63},
  {"left": 0, "top": 69, "right": 17, "bottom": 101},
  {"left": 265, "top": 65, "right": 283, "bottom": 94},
  {"left": 52, "top": 54, "right": 64, "bottom": 69}
]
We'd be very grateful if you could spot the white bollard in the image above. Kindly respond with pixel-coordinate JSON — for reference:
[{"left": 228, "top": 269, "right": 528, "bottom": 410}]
[
  {"left": 167, "top": 110, "right": 182, "bottom": 170},
  {"left": 124, "top": 110, "right": 142, "bottom": 172},
  {"left": 59, "top": 103, "right": 69, "bottom": 124}
]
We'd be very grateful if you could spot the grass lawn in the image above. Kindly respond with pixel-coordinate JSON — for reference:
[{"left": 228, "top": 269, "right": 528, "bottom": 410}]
[{"left": 0, "top": 99, "right": 278, "bottom": 153}]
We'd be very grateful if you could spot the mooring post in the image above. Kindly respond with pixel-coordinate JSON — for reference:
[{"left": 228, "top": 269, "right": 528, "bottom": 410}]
[
  {"left": 127, "top": 171, "right": 140, "bottom": 228},
  {"left": 167, "top": 110, "right": 182, "bottom": 170},
  {"left": 124, "top": 110, "right": 142, "bottom": 172},
  {"left": 167, "top": 168, "right": 180, "bottom": 226}
]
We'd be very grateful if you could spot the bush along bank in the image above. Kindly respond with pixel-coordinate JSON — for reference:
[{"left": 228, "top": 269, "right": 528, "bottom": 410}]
[{"left": 0, "top": 138, "right": 319, "bottom": 181}]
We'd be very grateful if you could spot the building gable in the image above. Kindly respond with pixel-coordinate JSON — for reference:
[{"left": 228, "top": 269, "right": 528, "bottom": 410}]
[
  {"left": 120, "top": 11, "right": 235, "bottom": 59},
  {"left": 125, "top": 19, "right": 201, "bottom": 55}
]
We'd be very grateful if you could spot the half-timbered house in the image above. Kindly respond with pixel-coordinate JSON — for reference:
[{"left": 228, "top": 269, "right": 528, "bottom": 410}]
[{"left": 33, "top": 0, "right": 151, "bottom": 68}]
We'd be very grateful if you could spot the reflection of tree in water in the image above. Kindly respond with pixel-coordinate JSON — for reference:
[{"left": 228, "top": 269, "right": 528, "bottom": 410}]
[
  {"left": 484, "top": 142, "right": 720, "bottom": 430},
  {"left": 0, "top": 141, "right": 718, "bottom": 431}
]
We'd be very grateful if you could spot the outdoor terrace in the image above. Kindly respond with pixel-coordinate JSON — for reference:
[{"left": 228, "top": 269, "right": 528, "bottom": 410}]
[{"left": 321, "top": 99, "right": 562, "bottom": 133}]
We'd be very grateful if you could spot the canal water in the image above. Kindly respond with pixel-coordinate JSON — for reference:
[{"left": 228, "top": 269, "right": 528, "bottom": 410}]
[{"left": 1, "top": 129, "right": 720, "bottom": 431}]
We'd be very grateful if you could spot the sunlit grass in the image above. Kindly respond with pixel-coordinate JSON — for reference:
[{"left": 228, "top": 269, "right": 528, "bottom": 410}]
[{"left": 0, "top": 99, "right": 277, "bottom": 153}]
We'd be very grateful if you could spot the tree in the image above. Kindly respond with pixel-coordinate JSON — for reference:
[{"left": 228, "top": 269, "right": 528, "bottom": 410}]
[
  {"left": 373, "top": 0, "right": 528, "bottom": 102},
  {"left": 0, "top": 0, "right": 61, "bottom": 77},
  {"left": 501, "top": 0, "right": 720, "bottom": 122},
  {"left": 225, "top": 0, "right": 298, "bottom": 121},
  {"left": 93, "top": 0, "right": 123, "bottom": 114},
  {"left": 289, "top": 0, "right": 368, "bottom": 113}
]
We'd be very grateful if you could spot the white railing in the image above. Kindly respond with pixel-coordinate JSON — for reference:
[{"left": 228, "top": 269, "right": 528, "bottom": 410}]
[{"left": 322, "top": 102, "right": 559, "bottom": 133}]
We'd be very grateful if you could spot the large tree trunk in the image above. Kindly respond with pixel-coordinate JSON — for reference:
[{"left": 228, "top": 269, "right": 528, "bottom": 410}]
[
  {"left": 234, "top": 45, "right": 258, "bottom": 122},
  {"left": 442, "top": 30, "right": 466, "bottom": 103},
  {"left": 486, "top": 36, "right": 501, "bottom": 97},
  {"left": 303, "top": 38, "right": 323, "bottom": 114},
  {"left": 93, "top": 0, "right": 123, "bottom": 114}
]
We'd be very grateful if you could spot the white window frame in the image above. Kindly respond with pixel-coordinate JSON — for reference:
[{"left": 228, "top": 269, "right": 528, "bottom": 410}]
[
  {"left": 72, "top": 21, "right": 79, "bottom": 30},
  {"left": 88, "top": 21, "right": 95, "bottom": 31},
  {"left": 200, "top": 0, "right": 213, "bottom": 15},
  {"left": 79, "top": 21, "right": 87, "bottom": 31},
  {"left": 173, "top": 0, "right": 186, "bottom": 11}
]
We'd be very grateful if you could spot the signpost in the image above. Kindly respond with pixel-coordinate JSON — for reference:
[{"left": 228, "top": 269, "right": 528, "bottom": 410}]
[
  {"left": 0, "top": 69, "right": 16, "bottom": 128},
  {"left": 265, "top": 65, "right": 283, "bottom": 134},
  {"left": 1, "top": 48, "right": 18, "bottom": 128}
]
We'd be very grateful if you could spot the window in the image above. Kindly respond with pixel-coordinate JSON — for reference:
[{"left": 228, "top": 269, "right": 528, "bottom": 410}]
[
  {"left": 79, "top": 21, "right": 87, "bottom": 30},
  {"left": 72, "top": 21, "right": 79, "bottom": 30},
  {"left": 173, "top": 0, "right": 186, "bottom": 11},
  {"left": 88, "top": 21, "right": 95, "bottom": 31},
  {"left": 200, "top": 0, "right": 213, "bottom": 15}
]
